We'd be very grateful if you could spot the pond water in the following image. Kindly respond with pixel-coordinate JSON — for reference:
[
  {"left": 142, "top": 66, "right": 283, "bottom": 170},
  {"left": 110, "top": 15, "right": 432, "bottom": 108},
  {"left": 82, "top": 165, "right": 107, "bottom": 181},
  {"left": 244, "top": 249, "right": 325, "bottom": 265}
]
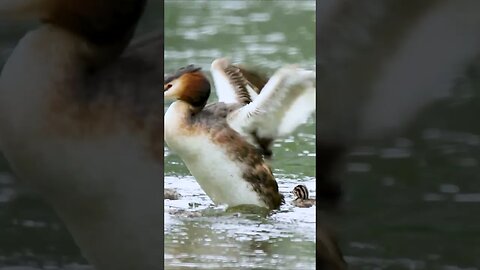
[{"left": 164, "top": 1, "right": 316, "bottom": 269}]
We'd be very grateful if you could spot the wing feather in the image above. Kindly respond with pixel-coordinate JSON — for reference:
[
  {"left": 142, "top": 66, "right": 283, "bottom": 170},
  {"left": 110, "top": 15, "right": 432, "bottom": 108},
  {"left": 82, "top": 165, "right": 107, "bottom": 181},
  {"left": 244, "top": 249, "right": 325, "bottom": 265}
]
[
  {"left": 211, "top": 58, "right": 251, "bottom": 104},
  {"left": 228, "top": 66, "right": 316, "bottom": 139}
]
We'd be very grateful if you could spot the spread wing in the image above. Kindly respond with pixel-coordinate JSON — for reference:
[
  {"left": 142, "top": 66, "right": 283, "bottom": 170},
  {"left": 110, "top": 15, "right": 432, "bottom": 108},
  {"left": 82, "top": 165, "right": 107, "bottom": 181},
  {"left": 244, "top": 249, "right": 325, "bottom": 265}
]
[
  {"left": 227, "top": 66, "right": 316, "bottom": 139},
  {"left": 210, "top": 58, "right": 265, "bottom": 104}
]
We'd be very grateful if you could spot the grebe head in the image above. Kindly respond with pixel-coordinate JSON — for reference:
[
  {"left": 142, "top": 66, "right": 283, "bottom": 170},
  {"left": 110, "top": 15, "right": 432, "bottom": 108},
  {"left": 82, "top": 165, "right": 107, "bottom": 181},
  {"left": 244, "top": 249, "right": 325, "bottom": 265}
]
[
  {"left": 293, "top": 185, "right": 309, "bottom": 200},
  {"left": 164, "top": 65, "right": 211, "bottom": 110}
]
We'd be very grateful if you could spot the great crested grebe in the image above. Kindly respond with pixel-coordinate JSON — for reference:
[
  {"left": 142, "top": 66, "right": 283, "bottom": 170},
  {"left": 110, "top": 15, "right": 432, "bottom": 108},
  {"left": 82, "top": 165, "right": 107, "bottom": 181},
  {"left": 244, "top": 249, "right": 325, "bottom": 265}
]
[
  {"left": 0, "top": 1, "right": 163, "bottom": 269},
  {"left": 164, "top": 58, "right": 315, "bottom": 209},
  {"left": 292, "top": 184, "right": 316, "bottom": 208}
]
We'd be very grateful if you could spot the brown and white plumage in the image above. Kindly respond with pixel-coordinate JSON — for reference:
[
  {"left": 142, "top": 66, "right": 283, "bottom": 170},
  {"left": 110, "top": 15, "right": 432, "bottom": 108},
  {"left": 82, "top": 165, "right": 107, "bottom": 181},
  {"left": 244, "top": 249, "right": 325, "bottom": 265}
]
[
  {"left": 164, "top": 58, "right": 315, "bottom": 209},
  {"left": 164, "top": 65, "right": 284, "bottom": 209},
  {"left": 210, "top": 58, "right": 316, "bottom": 159},
  {"left": 0, "top": 1, "right": 163, "bottom": 269}
]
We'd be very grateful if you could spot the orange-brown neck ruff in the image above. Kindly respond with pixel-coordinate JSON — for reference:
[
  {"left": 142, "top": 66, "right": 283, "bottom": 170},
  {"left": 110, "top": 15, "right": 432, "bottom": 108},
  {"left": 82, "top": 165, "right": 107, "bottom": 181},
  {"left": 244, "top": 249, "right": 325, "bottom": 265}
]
[
  {"left": 165, "top": 66, "right": 211, "bottom": 113},
  {"left": 178, "top": 71, "right": 210, "bottom": 112}
]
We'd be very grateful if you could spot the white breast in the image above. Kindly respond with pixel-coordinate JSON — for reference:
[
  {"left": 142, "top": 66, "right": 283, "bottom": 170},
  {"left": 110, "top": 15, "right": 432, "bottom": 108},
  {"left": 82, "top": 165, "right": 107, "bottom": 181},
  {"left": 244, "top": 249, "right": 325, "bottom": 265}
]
[{"left": 164, "top": 102, "right": 266, "bottom": 208}]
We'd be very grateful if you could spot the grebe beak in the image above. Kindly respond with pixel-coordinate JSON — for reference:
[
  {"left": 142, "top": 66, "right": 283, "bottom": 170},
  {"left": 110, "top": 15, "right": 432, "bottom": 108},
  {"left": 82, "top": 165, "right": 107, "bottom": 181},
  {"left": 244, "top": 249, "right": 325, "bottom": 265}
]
[{"left": 164, "top": 80, "right": 179, "bottom": 101}]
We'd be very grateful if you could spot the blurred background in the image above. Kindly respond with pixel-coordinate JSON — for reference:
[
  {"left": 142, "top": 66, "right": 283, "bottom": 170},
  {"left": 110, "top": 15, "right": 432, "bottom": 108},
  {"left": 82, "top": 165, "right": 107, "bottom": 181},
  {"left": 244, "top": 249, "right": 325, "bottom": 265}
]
[
  {"left": 164, "top": 1, "right": 316, "bottom": 269},
  {"left": 319, "top": 0, "right": 480, "bottom": 269},
  {"left": 0, "top": 1, "right": 162, "bottom": 269},
  {"left": 2, "top": 0, "right": 479, "bottom": 269}
]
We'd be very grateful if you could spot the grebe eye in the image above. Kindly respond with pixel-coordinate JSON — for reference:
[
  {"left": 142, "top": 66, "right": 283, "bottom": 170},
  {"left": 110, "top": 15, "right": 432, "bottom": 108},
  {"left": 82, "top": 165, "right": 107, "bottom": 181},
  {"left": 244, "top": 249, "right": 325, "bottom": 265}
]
[{"left": 164, "top": 84, "right": 173, "bottom": 91}]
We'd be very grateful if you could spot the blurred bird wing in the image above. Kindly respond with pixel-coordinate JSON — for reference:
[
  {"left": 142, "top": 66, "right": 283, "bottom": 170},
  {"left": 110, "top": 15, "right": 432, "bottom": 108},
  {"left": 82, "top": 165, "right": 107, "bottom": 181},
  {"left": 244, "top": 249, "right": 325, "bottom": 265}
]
[
  {"left": 210, "top": 59, "right": 262, "bottom": 104},
  {"left": 228, "top": 66, "right": 316, "bottom": 139},
  {"left": 234, "top": 64, "right": 269, "bottom": 95}
]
